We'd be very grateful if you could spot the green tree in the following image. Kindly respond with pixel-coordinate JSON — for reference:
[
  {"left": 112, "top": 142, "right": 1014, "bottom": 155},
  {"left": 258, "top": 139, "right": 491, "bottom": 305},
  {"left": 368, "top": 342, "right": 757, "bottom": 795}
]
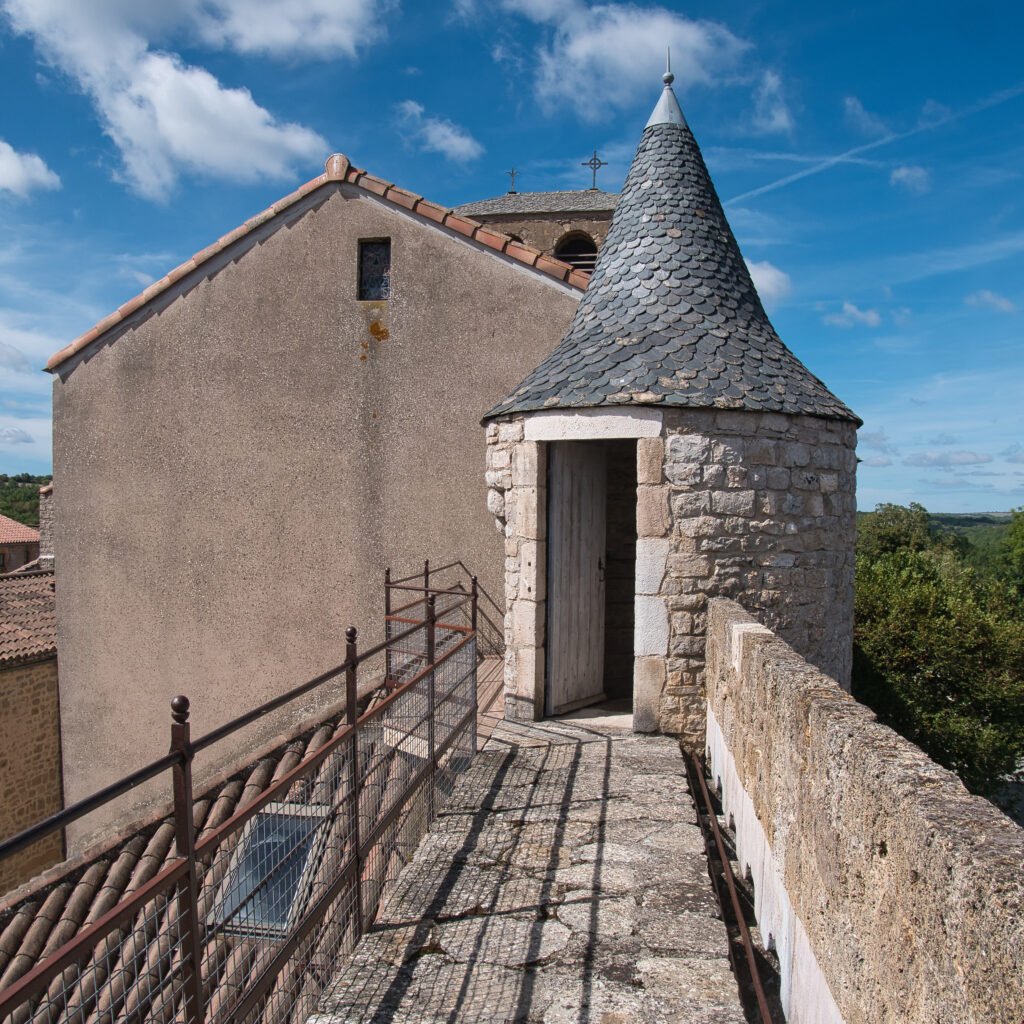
[
  {"left": 856, "top": 501, "right": 932, "bottom": 561},
  {"left": 853, "top": 503, "right": 1024, "bottom": 799}
]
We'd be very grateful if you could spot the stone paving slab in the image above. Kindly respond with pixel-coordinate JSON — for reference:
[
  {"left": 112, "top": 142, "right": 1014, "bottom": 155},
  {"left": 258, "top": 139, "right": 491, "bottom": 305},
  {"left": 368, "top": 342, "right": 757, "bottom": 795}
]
[{"left": 312, "top": 715, "right": 745, "bottom": 1023}]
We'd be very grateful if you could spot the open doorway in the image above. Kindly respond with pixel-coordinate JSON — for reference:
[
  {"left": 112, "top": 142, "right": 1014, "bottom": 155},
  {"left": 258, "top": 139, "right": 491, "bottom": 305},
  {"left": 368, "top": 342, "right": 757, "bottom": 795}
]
[{"left": 545, "top": 439, "right": 637, "bottom": 717}]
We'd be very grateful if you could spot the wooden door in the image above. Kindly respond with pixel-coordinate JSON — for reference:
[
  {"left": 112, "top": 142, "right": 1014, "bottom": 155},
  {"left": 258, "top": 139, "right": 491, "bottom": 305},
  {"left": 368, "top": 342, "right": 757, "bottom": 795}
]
[{"left": 546, "top": 442, "right": 607, "bottom": 715}]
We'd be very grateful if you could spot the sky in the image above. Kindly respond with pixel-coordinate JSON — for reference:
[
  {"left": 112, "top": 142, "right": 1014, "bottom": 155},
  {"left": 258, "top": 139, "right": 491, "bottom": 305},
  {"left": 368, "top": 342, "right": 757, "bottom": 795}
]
[{"left": 0, "top": 0, "right": 1021, "bottom": 512}]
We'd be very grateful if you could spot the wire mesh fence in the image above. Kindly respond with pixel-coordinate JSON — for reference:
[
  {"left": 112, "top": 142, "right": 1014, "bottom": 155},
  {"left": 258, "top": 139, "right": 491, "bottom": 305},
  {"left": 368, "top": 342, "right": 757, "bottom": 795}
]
[{"left": 0, "top": 570, "right": 478, "bottom": 1024}]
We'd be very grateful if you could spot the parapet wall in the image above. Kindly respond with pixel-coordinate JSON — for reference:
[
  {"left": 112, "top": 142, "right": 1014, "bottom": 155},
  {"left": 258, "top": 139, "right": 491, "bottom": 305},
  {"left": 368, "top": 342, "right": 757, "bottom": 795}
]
[{"left": 705, "top": 598, "right": 1024, "bottom": 1024}]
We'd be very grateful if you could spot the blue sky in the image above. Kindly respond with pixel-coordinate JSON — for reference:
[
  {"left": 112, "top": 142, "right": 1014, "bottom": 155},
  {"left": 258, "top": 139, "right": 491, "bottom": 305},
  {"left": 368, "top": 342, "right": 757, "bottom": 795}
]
[{"left": 0, "top": 0, "right": 1021, "bottom": 512}]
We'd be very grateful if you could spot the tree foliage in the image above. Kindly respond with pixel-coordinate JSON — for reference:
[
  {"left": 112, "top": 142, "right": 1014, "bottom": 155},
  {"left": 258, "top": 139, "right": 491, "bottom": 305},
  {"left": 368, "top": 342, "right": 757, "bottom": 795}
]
[
  {"left": 0, "top": 474, "right": 51, "bottom": 527},
  {"left": 853, "top": 504, "right": 1024, "bottom": 799}
]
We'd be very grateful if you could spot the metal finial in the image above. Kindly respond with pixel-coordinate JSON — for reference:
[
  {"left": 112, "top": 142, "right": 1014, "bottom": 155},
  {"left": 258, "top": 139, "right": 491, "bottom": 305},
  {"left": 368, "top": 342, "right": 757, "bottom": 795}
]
[
  {"left": 581, "top": 149, "right": 608, "bottom": 190},
  {"left": 346, "top": 625, "right": 357, "bottom": 644},
  {"left": 663, "top": 47, "right": 674, "bottom": 86},
  {"left": 171, "top": 695, "right": 190, "bottom": 724},
  {"left": 506, "top": 167, "right": 518, "bottom": 194}
]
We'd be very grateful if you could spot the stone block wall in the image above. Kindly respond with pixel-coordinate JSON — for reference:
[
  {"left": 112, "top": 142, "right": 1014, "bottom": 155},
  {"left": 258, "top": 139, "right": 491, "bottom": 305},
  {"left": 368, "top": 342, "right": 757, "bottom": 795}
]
[
  {"left": 38, "top": 485, "right": 54, "bottom": 571},
  {"left": 706, "top": 598, "right": 1024, "bottom": 1024},
  {"left": 487, "top": 408, "right": 856, "bottom": 739},
  {"left": 657, "top": 409, "right": 856, "bottom": 744},
  {"left": 485, "top": 419, "right": 546, "bottom": 721},
  {"left": 0, "top": 658, "right": 64, "bottom": 893}
]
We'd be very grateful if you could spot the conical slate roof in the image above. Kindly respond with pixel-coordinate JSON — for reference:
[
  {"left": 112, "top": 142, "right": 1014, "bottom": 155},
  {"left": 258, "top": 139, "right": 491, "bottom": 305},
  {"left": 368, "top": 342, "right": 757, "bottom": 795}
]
[{"left": 486, "top": 76, "right": 858, "bottom": 424}]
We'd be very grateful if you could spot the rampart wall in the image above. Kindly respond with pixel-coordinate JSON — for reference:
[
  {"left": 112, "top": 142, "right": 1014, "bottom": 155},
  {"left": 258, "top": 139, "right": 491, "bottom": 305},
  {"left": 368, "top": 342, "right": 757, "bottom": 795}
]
[{"left": 705, "top": 598, "right": 1024, "bottom": 1024}]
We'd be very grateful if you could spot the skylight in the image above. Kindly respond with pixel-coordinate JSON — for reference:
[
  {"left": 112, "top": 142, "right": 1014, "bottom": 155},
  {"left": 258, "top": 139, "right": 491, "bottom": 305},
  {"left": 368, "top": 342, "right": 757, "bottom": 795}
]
[{"left": 208, "top": 803, "right": 330, "bottom": 940}]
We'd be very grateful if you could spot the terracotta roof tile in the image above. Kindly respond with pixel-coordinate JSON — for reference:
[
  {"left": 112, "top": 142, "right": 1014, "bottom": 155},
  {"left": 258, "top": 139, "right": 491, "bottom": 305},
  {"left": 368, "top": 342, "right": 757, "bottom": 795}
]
[
  {"left": 46, "top": 156, "right": 588, "bottom": 373},
  {"left": 0, "top": 516, "right": 39, "bottom": 546},
  {"left": 0, "top": 570, "right": 55, "bottom": 666}
]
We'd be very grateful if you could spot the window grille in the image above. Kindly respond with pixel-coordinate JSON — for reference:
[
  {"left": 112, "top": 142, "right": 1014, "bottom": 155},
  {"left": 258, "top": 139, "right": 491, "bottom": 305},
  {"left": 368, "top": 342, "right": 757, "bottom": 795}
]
[{"left": 358, "top": 239, "right": 391, "bottom": 300}]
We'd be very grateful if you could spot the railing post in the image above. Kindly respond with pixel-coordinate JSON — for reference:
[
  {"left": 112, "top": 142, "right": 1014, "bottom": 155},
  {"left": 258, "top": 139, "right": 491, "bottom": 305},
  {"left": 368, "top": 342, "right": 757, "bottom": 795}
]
[
  {"left": 423, "top": 559, "right": 430, "bottom": 594},
  {"left": 345, "top": 626, "right": 363, "bottom": 938},
  {"left": 383, "top": 568, "right": 392, "bottom": 690},
  {"left": 169, "top": 696, "right": 205, "bottom": 1024},
  {"left": 470, "top": 576, "right": 479, "bottom": 753},
  {"left": 426, "top": 594, "right": 437, "bottom": 816}
]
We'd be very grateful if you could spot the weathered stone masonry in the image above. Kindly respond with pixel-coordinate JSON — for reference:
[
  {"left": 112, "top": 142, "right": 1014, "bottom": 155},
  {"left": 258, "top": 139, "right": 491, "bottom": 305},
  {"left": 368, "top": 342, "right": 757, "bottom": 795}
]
[
  {"left": 486, "top": 408, "right": 856, "bottom": 743},
  {"left": 654, "top": 408, "right": 856, "bottom": 743},
  {"left": 705, "top": 598, "right": 1024, "bottom": 1024}
]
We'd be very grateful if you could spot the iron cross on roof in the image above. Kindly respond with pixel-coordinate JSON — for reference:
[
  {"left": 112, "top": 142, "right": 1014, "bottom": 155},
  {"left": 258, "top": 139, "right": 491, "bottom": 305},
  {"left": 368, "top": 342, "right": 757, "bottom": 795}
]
[
  {"left": 582, "top": 149, "right": 608, "bottom": 190},
  {"left": 506, "top": 167, "right": 518, "bottom": 194}
]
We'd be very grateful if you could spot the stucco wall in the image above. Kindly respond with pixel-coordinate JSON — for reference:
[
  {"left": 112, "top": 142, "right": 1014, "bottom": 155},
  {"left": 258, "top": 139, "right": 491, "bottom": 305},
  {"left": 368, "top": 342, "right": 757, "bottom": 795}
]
[
  {"left": 0, "top": 658, "right": 63, "bottom": 892},
  {"left": 52, "top": 183, "right": 578, "bottom": 838},
  {"left": 705, "top": 598, "right": 1024, "bottom": 1024}
]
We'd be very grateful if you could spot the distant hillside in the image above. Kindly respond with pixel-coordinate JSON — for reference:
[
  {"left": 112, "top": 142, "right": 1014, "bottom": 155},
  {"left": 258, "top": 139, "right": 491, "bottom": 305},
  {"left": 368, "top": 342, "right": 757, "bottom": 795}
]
[{"left": 0, "top": 474, "right": 53, "bottom": 528}]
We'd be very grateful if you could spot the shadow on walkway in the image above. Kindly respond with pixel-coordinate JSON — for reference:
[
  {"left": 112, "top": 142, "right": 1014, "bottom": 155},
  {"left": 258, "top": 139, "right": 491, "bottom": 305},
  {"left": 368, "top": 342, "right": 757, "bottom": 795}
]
[{"left": 312, "top": 715, "right": 745, "bottom": 1024}]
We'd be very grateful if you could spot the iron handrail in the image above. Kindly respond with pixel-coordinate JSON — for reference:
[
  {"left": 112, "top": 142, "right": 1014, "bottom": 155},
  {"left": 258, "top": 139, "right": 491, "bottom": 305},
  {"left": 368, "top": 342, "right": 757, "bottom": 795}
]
[
  {"left": 0, "top": 619, "right": 429, "bottom": 863},
  {"left": 0, "top": 564, "right": 480, "bottom": 1024},
  {"left": 0, "top": 750, "right": 185, "bottom": 861}
]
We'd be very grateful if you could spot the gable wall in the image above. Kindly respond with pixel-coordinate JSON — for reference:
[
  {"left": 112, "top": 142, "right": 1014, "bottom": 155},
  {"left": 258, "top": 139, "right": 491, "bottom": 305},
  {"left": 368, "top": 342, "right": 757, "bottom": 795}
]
[{"left": 51, "top": 185, "right": 578, "bottom": 841}]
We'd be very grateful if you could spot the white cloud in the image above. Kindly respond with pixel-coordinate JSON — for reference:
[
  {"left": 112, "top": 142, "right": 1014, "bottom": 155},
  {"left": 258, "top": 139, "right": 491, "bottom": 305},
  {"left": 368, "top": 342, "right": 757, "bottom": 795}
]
[
  {"left": 195, "top": 0, "right": 388, "bottom": 59},
  {"left": 0, "top": 140, "right": 61, "bottom": 198},
  {"left": 1001, "top": 443, "right": 1024, "bottom": 464},
  {"left": 843, "top": 96, "right": 888, "bottom": 137},
  {"left": 903, "top": 450, "right": 993, "bottom": 467},
  {"left": 396, "top": 101, "right": 484, "bottom": 162},
  {"left": 861, "top": 455, "right": 892, "bottom": 467},
  {"left": 751, "top": 70, "right": 794, "bottom": 135},
  {"left": 0, "top": 426, "right": 33, "bottom": 445},
  {"left": 503, "top": 2, "right": 751, "bottom": 120},
  {"left": 1, "top": 0, "right": 344, "bottom": 199},
  {"left": 966, "top": 289, "right": 1016, "bottom": 313},
  {"left": 890, "top": 164, "right": 930, "bottom": 194},
  {"left": 860, "top": 429, "right": 898, "bottom": 454},
  {"left": 745, "top": 259, "right": 791, "bottom": 308},
  {"left": 823, "top": 301, "right": 881, "bottom": 328}
]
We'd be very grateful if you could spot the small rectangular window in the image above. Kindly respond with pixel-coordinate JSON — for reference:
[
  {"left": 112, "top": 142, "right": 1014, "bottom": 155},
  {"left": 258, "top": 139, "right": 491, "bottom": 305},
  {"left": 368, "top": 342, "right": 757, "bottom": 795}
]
[
  {"left": 358, "top": 239, "right": 391, "bottom": 300},
  {"left": 208, "top": 803, "right": 330, "bottom": 940}
]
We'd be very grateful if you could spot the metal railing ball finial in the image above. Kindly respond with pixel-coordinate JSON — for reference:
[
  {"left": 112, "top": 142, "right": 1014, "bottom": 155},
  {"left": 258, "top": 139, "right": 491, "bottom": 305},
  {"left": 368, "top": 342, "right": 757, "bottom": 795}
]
[{"left": 171, "top": 695, "right": 190, "bottom": 724}]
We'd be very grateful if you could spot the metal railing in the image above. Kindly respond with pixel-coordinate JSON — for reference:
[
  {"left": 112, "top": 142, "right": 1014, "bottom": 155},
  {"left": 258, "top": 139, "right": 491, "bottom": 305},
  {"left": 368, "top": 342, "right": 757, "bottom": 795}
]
[
  {"left": 385, "top": 559, "right": 504, "bottom": 659},
  {"left": 0, "top": 571, "right": 478, "bottom": 1024}
]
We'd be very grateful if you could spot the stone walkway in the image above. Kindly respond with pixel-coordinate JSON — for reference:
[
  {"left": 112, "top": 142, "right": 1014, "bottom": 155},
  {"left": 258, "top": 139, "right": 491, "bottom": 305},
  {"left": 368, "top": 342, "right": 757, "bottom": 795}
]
[
  {"left": 311, "top": 712, "right": 745, "bottom": 1024},
  {"left": 313, "top": 710, "right": 745, "bottom": 1023}
]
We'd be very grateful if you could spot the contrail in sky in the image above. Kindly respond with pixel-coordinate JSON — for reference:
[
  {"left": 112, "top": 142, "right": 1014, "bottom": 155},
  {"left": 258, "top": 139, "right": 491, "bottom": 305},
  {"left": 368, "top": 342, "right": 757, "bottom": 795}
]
[{"left": 724, "top": 82, "right": 1024, "bottom": 206}]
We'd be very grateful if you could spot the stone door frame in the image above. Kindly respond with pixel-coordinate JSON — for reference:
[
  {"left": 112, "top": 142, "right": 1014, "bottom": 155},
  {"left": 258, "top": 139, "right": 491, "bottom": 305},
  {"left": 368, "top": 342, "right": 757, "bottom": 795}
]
[{"left": 491, "top": 408, "right": 668, "bottom": 730}]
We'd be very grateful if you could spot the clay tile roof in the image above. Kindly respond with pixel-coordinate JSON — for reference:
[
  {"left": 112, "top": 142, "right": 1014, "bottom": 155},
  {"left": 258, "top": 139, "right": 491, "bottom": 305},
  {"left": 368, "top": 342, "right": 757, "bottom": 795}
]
[
  {"left": 0, "top": 515, "right": 39, "bottom": 546},
  {"left": 455, "top": 190, "right": 619, "bottom": 217},
  {"left": 0, "top": 700, "right": 362, "bottom": 1011},
  {"left": 486, "top": 82, "right": 859, "bottom": 424},
  {"left": 0, "top": 570, "right": 55, "bottom": 666},
  {"left": 46, "top": 156, "right": 588, "bottom": 373}
]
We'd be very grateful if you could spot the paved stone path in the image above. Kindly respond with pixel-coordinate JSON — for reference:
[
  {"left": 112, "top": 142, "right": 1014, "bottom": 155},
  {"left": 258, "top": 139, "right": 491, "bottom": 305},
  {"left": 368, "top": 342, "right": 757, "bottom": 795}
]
[{"left": 314, "top": 713, "right": 745, "bottom": 1023}]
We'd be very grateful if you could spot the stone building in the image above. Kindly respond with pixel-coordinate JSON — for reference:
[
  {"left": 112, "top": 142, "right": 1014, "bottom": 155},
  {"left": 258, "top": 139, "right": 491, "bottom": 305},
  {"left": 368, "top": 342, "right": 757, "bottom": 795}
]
[
  {"left": 485, "top": 71, "right": 859, "bottom": 743},
  {"left": 0, "top": 515, "right": 40, "bottom": 575},
  {"left": 456, "top": 190, "right": 617, "bottom": 271},
  {"left": 0, "top": 569, "right": 60, "bottom": 892}
]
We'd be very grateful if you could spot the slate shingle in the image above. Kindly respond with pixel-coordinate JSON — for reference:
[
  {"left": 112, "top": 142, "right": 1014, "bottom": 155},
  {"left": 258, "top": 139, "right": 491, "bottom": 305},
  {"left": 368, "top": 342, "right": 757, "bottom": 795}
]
[
  {"left": 486, "top": 89, "right": 859, "bottom": 424},
  {"left": 455, "top": 190, "right": 618, "bottom": 217}
]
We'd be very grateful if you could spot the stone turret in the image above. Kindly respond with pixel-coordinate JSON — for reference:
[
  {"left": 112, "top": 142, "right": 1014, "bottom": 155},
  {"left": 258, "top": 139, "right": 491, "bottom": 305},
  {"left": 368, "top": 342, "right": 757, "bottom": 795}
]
[{"left": 484, "top": 64, "right": 859, "bottom": 742}]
